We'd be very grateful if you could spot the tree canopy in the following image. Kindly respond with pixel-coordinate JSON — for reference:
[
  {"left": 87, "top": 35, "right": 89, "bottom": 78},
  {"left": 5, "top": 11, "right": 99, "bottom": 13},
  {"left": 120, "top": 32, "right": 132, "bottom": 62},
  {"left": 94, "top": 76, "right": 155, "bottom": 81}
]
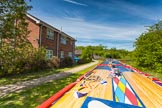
[
  {"left": 0, "top": 0, "right": 49, "bottom": 76},
  {"left": 0, "top": 0, "right": 32, "bottom": 75},
  {"left": 133, "top": 21, "right": 162, "bottom": 73},
  {"left": 76, "top": 45, "right": 129, "bottom": 62}
]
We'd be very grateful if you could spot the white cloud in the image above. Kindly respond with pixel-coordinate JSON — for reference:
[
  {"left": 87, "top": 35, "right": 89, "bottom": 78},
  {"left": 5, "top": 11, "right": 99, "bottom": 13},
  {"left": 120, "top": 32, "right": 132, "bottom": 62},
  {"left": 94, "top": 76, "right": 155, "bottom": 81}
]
[
  {"left": 44, "top": 16, "right": 145, "bottom": 40},
  {"left": 30, "top": 13, "right": 145, "bottom": 50},
  {"left": 64, "top": 0, "right": 88, "bottom": 6},
  {"left": 28, "top": 0, "right": 162, "bottom": 51}
]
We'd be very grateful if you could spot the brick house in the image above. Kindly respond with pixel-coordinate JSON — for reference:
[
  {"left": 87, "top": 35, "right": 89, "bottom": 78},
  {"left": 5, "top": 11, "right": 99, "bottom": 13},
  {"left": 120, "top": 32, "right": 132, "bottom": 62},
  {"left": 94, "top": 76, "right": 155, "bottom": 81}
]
[{"left": 26, "top": 13, "right": 76, "bottom": 59}]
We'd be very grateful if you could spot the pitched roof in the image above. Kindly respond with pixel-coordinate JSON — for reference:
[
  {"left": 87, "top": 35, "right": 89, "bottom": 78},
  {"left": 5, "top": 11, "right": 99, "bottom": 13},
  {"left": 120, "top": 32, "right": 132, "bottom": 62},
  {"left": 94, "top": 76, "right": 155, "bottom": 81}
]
[{"left": 27, "top": 13, "right": 76, "bottom": 41}]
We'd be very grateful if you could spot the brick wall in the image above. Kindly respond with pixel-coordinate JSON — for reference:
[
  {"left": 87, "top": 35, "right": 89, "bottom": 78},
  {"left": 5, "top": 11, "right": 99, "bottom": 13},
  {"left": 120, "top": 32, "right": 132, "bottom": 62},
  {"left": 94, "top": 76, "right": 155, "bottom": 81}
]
[
  {"left": 59, "top": 36, "right": 75, "bottom": 58},
  {"left": 26, "top": 17, "right": 40, "bottom": 48},
  {"left": 26, "top": 15, "right": 75, "bottom": 59},
  {"left": 41, "top": 26, "right": 58, "bottom": 56}
]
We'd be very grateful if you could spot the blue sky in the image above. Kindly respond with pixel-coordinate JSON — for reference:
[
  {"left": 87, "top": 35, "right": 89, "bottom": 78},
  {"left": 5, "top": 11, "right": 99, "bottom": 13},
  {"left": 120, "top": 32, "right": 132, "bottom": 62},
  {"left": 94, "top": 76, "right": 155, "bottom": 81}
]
[{"left": 28, "top": 0, "right": 162, "bottom": 51}]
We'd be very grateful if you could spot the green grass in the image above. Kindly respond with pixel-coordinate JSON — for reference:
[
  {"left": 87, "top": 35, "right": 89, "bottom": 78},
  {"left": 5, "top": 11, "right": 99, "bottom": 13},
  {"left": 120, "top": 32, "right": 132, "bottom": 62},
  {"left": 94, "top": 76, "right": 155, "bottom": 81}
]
[
  {"left": 0, "top": 69, "right": 60, "bottom": 86},
  {"left": 0, "top": 64, "right": 97, "bottom": 108},
  {"left": 0, "top": 62, "right": 95, "bottom": 86}
]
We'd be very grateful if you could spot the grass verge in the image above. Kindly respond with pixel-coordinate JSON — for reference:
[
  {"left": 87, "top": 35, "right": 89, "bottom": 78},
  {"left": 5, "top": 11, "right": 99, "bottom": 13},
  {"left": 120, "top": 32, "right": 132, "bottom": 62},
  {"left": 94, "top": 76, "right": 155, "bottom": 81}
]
[
  {"left": 0, "top": 64, "right": 97, "bottom": 108},
  {"left": 0, "top": 69, "right": 60, "bottom": 86},
  {"left": 124, "top": 60, "right": 162, "bottom": 80},
  {"left": 0, "top": 61, "right": 96, "bottom": 86}
]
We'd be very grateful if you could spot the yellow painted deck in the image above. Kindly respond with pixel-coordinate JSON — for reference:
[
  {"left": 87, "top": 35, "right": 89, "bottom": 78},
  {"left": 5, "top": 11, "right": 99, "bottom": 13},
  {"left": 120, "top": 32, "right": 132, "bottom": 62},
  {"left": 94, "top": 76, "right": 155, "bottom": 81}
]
[
  {"left": 123, "top": 72, "right": 162, "bottom": 108},
  {"left": 51, "top": 69, "right": 113, "bottom": 108},
  {"left": 50, "top": 68, "right": 162, "bottom": 108}
]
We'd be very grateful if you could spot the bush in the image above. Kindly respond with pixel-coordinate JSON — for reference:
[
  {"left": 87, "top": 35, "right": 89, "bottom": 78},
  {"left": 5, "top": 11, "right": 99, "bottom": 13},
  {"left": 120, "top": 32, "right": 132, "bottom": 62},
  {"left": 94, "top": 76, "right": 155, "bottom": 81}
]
[
  {"left": 24, "top": 47, "right": 47, "bottom": 71},
  {"left": 77, "top": 59, "right": 85, "bottom": 64},
  {"left": 61, "top": 57, "right": 73, "bottom": 67},
  {"left": 82, "top": 57, "right": 92, "bottom": 63},
  {"left": 48, "top": 56, "right": 60, "bottom": 68},
  {"left": 0, "top": 44, "right": 49, "bottom": 76}
]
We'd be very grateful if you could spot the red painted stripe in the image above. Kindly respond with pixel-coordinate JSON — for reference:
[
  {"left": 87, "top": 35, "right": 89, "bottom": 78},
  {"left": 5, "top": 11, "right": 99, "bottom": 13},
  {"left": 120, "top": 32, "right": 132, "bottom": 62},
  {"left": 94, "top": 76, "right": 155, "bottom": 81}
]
[
  {"left": 143, "top": 73, "right": 151, "bottom": 76},
  {"left": 114, "top": 77, "right": 119, "bottom": 85},
  {"left": 37, "top": 82, "right": 77, "bottom": 108},
  {"left": 76, "top": 74, "right": 84, "bottom": 82},
  {"left": 125, "top": 65, "right": 130, "bottom": 68},
  {"left": 125, "top": 87, "right": 138, "bottom": 106},
  {"left": 152, "top": 77, "right": 159, "bottom": 81},
  {"left": 114, "top": 64, "right": 122, "bottom": 66},
  {"left": 98, "top": 64, "right": 108, "bottom": 66}
]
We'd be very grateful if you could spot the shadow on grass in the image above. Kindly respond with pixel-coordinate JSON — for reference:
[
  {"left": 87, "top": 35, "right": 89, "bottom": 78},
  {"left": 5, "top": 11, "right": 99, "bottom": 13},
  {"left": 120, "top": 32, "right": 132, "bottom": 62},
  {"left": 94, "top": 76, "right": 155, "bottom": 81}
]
[
  {"left": 0, "top": 73, "right": 82, "bottom": 108},
  {"left": 0, "top": 62, "right": 95, "bottom": 86},
  {"left": 0, "top": 65, "right": 95, "bottom": 108},
  {"left": 0, "top": 74, "right": 82, "bottom": 108},
  {"left": 0, "top": 69, "right": 62, "bottom": 86}
]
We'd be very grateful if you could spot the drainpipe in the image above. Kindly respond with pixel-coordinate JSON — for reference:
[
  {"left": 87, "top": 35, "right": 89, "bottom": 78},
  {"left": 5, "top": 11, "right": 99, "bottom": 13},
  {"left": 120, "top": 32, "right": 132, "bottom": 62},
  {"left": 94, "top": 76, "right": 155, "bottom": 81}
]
[
  {"left": 57, "top": 32, "right": 59, "bottom": 57},
  {"left": 39, "top": 24, "right": 42, "bottom": 47},
  {"left": 57, "top": 27, "right": 62, "bottom": 57},
  {"left": 74, "top": 40, "right": 75, "bottom": 58}
]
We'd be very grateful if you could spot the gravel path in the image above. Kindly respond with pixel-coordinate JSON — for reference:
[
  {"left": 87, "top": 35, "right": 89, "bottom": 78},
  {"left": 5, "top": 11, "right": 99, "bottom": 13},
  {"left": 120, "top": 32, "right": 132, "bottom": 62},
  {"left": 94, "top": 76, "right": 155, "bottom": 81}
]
[{"left": 0, "top": 60, "right": 98, "bottom": 97}]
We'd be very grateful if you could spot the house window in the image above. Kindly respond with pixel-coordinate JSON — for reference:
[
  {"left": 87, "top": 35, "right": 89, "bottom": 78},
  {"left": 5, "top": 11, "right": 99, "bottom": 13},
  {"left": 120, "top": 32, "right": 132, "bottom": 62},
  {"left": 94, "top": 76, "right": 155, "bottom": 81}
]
[
  {"left": 47, "top": 28, "right": 54, "bottom": 40},
  {"left": 46, "top": 49, "right": 53, "bottom": 59},
  {"left": 61, "top": 36, "right": 66, "bottom": 44},
  {"left": 68, "top": 52, "right": 73, "bottom": 57},
  {"left": 61, "top": 51, "right": 64, "bottom": 58}
]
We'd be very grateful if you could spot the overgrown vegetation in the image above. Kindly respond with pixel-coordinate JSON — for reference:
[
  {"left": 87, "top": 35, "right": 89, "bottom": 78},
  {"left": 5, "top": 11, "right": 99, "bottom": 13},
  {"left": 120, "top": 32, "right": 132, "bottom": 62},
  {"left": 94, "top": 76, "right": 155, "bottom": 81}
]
[
  {"left": 0, "top": 0, "right": 60, "bottom": 76},
  {"left": 48, "top": 56, "right": 60, "bottom": 68},
  {"left": 60, "top": 57, "right": 73, "bottom": 67},
  {"left": 133, "top": 21, "right": 162, "bottom": 73}
]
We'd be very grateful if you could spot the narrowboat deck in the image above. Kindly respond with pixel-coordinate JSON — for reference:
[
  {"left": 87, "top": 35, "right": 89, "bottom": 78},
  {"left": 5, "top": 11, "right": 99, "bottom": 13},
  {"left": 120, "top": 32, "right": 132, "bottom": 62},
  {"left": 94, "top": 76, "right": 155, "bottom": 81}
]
[
  {"left": 51, "top": 69, "right": 113, "bottom": 108},
  {"left": 38, "top": 60, "right": 162, "bottom": 108}
]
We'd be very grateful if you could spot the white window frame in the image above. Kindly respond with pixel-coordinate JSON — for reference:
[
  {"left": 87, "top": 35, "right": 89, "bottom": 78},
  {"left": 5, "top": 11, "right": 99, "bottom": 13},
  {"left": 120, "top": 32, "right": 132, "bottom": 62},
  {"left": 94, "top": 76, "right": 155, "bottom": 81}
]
[
  {"left": 46, "top": 49, "right": 53, "bottom": 59},
  {"left": 61, "top": 36, "right": 66, "bottom": 45},
  {"left": 68, "top": 52, "right": 73, "bottom": 57},
  {"left": 61, "top": 51, "right": 64, "bottom": 58},
  {"left": 47, "top": 28, "right": 54, "bottom": 40}
]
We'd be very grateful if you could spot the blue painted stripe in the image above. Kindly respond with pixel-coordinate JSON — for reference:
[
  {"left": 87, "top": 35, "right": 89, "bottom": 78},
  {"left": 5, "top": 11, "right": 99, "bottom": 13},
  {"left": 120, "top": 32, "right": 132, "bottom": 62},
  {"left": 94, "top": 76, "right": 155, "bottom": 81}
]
[
  {"left": 81, "top": 97, "right": 142, "bottom": 108},
  {"left": 112, "top": 78, "right": 115, "bottom": 101},
  {"left": 120, "top": 77, "right": 127, "bottom": 85},
  {"left": 115, "top": 87, "right": 125, "bottom": 103},
  {"left": 95, "top": 66, "right": 111, "bottom": 70}
]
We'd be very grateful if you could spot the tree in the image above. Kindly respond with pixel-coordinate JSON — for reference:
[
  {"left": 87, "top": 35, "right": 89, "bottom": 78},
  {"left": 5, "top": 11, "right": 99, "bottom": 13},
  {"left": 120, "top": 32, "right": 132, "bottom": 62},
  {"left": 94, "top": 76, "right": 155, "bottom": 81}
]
[
  {"left": 133, "top": 21, "right": 162, "bottom": 73},
  {"left": 0, "top": 0, "right": 32, "bottom": 75},
  {"left": 80, "top": 46, "right": 93, "bottom": 63},
  {"left": 76, "top": 44, "right": 129, "bottom": 62},
  {"left": 75, "top": 46, "right": 85, "bottom": 50},
  {"left": 0, "top": 0, "right": 31, "bottom": 41}
]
